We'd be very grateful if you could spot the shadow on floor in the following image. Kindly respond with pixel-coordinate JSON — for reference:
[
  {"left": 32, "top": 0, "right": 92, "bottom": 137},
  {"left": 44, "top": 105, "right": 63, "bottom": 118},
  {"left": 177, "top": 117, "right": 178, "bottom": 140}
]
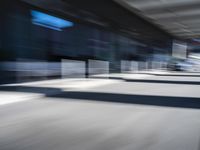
[
  {"left": 49, "top": 91, "right": 200, "bottom": 109},
  {"left": 0, "top": 86, "right": 62, "bottom": 95},
  {"left": 0, "top": 84, "right": 200, "bottom": 109},
  {"left": 128, "top": 71, "right": 200, "bottom": 77},
  {"left": 125, "top": 79, "right": 200, "bottom": 85},
  {"left": 153, "top": 74, "right": 200, "bottom": 77}
]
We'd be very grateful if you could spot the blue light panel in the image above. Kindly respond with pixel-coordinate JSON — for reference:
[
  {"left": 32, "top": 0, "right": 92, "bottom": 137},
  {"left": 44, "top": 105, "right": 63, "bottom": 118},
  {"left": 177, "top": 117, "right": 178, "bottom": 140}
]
[{"left": 31, "top": 10, "right": 74, "bottom": 31}]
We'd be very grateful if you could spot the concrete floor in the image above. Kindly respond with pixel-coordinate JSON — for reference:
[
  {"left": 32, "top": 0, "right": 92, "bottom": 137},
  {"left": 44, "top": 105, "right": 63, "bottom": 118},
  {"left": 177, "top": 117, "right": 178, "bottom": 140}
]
[{"left": 0, "top": 73, "right": 200, "bottom": 150}]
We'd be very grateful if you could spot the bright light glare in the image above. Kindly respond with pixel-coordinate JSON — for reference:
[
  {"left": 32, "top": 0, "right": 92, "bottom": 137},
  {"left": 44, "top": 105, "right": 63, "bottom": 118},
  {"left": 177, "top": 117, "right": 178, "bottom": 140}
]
[{"left": 31, "top": 10, "right": 74, "bottom": 31}]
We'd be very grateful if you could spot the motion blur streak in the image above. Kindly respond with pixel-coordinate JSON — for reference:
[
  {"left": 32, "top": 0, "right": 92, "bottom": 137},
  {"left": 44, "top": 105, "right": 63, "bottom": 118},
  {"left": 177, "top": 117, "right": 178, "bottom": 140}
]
[{"left": 0, "top": 0, "right": 200, "bottom": 150}]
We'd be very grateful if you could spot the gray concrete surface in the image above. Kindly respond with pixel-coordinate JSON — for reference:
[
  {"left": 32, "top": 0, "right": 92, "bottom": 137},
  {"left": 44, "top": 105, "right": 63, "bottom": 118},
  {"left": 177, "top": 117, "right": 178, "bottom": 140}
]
[{"left": 0, "top": 74, "right": 200, "bottom": 150}]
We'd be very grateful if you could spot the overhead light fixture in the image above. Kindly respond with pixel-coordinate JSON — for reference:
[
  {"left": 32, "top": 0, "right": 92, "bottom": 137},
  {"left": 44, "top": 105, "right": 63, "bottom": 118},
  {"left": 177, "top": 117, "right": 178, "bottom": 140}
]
[{"left": 31, "top": 10, "right": 74, "bottom": 31}]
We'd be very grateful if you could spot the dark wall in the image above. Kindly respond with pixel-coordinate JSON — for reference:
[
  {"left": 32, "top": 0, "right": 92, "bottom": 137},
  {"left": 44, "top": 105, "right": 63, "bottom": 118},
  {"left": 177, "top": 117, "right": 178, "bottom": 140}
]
[
  {"left": 20, "top": 0, "right": 173, "bottom": 51},
  {"left": 0, "top": 0, "right": 174, "bottom": 83}
]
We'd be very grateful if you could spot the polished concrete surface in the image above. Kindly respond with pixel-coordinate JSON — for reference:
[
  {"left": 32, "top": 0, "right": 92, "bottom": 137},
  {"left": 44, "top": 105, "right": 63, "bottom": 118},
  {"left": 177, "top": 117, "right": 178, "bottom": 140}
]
[{"left": 0, "top": 73, "right": 200, "bottom": 150}]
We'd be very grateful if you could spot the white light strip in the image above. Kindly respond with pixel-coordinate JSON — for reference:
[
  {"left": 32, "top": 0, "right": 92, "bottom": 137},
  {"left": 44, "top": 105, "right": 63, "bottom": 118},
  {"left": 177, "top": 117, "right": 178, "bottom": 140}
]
[{"left": 32, "top": 21, "right": 62, "bottom": 31}]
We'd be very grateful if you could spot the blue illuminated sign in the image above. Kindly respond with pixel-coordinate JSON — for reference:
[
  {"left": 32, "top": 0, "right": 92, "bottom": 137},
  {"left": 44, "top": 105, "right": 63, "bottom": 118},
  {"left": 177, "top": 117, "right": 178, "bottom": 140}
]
[{"left": 31, "top": 10, "right": 74, "bottom": 31}]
